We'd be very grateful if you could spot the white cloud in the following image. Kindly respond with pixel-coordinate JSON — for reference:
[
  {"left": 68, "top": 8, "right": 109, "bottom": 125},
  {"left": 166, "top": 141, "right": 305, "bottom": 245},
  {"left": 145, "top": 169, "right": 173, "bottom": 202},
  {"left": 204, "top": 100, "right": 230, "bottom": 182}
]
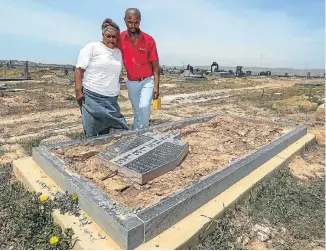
[
  {"left": 0, "top": 1, "right": 98, "bottom": 47},
  {"left": 135, "top": 0, "right": 324, "bottom": 68}
]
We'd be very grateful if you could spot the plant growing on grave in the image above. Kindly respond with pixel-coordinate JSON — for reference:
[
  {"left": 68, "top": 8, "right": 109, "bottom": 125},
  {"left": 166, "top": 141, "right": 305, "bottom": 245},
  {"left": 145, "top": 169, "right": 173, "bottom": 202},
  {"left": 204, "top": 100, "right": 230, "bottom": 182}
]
[
  {"left": 0, "top": 163, "right": 78, "bottom": 250},
  {"left": 20, "top": 136, "right": 48, "bottom": 156}
]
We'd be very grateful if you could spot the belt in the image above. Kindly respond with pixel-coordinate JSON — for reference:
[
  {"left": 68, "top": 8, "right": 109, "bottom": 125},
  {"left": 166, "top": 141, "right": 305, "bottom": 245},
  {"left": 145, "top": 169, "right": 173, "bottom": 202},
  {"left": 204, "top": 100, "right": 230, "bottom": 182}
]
[
  {"left": 135, "top": 77, "right": 147, "bottom": 81},
  {"left": 132, "top": 76, "right": 151, "bottom": 82}
]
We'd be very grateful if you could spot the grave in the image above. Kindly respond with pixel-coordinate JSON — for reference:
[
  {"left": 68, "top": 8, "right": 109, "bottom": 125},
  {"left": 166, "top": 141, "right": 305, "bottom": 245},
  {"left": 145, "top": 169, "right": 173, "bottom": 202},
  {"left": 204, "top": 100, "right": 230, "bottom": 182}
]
[
  {"left": 97, "top": 132, "right": 189, "bottom": 184},
  {"left": 31, "top": 113, "right": 308, "bottom": 249},
  {"left": 0, "top": 61, "right": 31, "bottom": 81}
]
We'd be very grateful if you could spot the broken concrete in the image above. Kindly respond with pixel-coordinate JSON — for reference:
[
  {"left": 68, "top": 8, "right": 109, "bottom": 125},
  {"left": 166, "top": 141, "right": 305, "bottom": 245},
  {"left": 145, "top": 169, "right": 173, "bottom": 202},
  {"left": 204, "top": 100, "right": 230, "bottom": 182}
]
[
  {"left": 316, "top": 103, "right": 325, "bottom": 121},
  {"left": 40, "top": 135, "right": 72, "bottom": 146}
]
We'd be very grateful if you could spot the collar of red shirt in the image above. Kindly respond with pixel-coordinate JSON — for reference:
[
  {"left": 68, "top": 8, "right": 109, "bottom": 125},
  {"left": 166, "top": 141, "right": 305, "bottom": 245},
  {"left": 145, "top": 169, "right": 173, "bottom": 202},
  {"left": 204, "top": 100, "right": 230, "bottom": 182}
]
[{"left": 122, "top": 30, "right": 144, "bottom": 40}]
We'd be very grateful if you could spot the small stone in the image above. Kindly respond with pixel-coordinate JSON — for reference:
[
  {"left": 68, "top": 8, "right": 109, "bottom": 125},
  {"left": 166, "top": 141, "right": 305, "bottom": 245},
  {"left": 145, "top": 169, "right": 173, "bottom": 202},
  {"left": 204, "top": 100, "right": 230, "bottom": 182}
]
[
  {"left": 114, "top": 184, "right": 130, "bottom": 192},
  {"left": 99, "top": 234, "right": 106, "bottom": 239},
  {"left": 79, "top": 215, "right": 85, "bottom": 221},
  {"left": 156, "top": 191, "right": 164, "bottom": 196},
  {"left": 242, "top": 237, "right": 250, "bottom": 245},
  {"left": 56, "top": 148, "right": 64, "bottom": 155},
  {"left": 148, "top": 181, "right": 153, "bottom": 185},
  {"left": 99, "top": 202, "right": 106, "bottom": 207},
  {"left": 145, "top": 185, "right": 151, "bottom": 189},
  {"left": 117, "top": 214, "right": 126, "bottom": 220},
  {"left": 81, "top": 219, "right": 88, "bottom": 225},
  {"left": 155, "top": 244, "right": 159, "bottom": 247},
  {"left": 112, "top": 201, "right": 116, "bottom": 205},
  {"left": 257, "top": 232, "right": 269, "bottom": 242},
  {"left": 253, "top": 224, "right": 270, "bottom": 235},
  {"left": 280, "top": 227, "right": 287, "bottom": 233},
  {"left": 228, "top": 157, "right": 237, "bottom": 163},
  {"left": 236, "top": 236, "right": 242, "bottom": 244},
  {"left": 160, "top": 178, "right": 165, "bottom": 182},
  {"left": 78, "top": 150, "right": 97, "bottom": 161}
]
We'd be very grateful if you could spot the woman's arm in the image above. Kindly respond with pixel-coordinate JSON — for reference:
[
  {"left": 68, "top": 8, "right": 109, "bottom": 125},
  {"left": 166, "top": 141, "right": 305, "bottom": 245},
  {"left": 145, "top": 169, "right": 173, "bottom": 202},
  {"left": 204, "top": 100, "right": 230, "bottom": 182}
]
[{"left": 74, "top": 67, "right": 85, "bottom": 104}]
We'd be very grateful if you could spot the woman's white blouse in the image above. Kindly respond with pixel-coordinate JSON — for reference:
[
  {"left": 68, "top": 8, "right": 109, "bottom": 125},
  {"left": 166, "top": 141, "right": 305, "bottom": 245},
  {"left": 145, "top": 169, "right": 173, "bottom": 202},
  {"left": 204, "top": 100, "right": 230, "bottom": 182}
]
[{"left": 76, "top": 42, "right": 122, "bottom": 97}]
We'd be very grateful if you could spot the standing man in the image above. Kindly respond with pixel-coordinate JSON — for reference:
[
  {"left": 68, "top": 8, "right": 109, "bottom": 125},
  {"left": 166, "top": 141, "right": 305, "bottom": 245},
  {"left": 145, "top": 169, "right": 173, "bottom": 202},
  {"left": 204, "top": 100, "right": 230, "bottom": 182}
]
[{"left": 119, "top": 8, "right": 160, "bottom": 129}]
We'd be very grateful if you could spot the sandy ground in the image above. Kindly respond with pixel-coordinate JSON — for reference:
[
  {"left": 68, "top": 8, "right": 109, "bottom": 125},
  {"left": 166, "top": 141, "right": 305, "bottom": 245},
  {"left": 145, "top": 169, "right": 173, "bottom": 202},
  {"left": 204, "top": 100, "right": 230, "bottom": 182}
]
[{"left": 0, "top": 73, "right": 323, "bottom": 168}]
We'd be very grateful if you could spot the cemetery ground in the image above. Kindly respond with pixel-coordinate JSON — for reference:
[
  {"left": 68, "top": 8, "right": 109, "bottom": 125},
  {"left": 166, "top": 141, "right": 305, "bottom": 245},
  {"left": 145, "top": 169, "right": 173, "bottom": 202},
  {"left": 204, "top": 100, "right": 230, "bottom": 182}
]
[{"left": 0, "top": 68, "right": 325, "bottom": 249}]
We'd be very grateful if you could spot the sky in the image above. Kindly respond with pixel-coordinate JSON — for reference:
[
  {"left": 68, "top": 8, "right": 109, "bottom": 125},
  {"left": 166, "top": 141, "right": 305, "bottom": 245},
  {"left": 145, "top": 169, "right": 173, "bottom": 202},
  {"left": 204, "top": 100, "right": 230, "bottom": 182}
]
[{"left": 0, "top": 0, "right": 325, "bottom": 69}]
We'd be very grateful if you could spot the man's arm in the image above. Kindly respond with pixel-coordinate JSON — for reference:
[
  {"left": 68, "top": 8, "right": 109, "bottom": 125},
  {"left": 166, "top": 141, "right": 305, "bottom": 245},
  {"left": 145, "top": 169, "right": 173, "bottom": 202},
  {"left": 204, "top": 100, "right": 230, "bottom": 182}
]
[
  {"left": 152, "top": 60, "right": 160, "bottom": 99},
  {"left": 74, "top": 67, "right": 85, "bottom": 105}
]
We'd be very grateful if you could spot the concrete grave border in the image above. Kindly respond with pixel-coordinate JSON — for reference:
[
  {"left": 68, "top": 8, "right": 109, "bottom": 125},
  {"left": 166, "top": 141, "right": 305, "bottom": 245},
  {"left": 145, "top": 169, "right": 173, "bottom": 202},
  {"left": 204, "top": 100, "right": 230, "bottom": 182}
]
[{"left": 32, "top": 113, "right": 307, "bottom": 249}]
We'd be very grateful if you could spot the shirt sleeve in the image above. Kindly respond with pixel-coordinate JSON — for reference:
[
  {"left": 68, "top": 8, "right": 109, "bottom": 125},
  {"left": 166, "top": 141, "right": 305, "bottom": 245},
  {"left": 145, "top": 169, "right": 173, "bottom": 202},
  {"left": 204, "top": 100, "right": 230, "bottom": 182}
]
[
  {"left": 117, "top": 38, "right": 122, "bottom": 50},
  {"left": 149, "top": 39, "right": 159, "bottom": 62},
  {"left": 76, "top": 43, "right": 93, "bottom": 69},
  {"left": 116, "top": 48, "right": 123, "bottom": 63}
]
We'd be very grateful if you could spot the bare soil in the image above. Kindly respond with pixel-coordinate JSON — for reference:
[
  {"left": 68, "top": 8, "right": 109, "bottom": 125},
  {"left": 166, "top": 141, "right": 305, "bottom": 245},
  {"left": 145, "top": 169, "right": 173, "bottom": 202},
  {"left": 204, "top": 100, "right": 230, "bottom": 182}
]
[{"left": 53, "top": 116, "right": 290, "bottom": 210}]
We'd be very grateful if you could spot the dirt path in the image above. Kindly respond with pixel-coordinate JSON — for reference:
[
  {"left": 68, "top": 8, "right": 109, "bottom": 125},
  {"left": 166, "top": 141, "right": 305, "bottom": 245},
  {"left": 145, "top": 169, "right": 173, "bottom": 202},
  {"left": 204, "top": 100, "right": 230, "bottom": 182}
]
[{"left": 162, "top": 80, "right": 295, "bottom": 105}]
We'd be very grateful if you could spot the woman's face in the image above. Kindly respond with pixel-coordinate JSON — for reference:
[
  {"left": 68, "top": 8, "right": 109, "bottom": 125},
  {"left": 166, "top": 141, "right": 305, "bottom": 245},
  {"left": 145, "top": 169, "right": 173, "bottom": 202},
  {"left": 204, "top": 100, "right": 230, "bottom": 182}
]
[{"left": 102, "top": 30, "right": 119, "bottom": 49}]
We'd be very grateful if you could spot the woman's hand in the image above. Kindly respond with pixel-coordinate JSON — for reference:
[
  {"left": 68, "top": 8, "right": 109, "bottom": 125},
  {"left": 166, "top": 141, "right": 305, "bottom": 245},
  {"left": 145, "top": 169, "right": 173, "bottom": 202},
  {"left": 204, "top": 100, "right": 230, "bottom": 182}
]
[
  {"left": 74, "top": 67, "right": 85, "bottom": 105},
  {"left": 75, "top": 90, "right": 84, "bottom": 105}
]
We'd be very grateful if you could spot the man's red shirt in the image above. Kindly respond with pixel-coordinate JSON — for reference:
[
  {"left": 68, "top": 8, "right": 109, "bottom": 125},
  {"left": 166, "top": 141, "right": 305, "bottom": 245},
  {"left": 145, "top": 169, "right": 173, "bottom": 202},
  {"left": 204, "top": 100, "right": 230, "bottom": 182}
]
[{"left": 118, "top": 30, "right": 159, "bottom": 81}]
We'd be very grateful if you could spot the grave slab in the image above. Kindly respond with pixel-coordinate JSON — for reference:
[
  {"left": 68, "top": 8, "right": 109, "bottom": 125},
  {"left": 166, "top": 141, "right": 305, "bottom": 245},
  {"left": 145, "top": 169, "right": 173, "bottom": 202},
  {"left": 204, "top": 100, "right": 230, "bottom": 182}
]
[{"left": 97, "top": 132, "right": 189, "bottom": 184}]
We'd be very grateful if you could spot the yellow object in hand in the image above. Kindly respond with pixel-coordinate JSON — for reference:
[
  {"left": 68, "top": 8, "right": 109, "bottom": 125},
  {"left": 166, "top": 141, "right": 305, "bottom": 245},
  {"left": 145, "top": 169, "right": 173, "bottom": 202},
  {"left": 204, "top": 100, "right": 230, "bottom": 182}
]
[{"left": 152, "top": 98, "right": 161, "bottom": 110}]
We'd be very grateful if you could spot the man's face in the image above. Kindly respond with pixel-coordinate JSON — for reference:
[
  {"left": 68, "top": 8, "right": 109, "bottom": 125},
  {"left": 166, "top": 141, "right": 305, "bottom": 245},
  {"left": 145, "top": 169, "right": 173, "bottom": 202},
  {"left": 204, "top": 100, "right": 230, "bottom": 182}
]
[{"left": 124, "top": 13, "right": 141, "bottom": 33}]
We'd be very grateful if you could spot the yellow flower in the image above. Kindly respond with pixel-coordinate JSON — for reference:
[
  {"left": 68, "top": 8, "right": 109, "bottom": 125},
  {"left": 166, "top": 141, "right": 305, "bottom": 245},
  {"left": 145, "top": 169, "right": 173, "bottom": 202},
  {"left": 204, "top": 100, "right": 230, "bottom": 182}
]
[
  {"left": 71, "top": 193, "right": 78, "bottom": 200},
  {"left": 49, "top": 235, "right": 59, "bottom": 245},
  {"left": 39, "top": 194, "right": 49, "bottom": 202}
]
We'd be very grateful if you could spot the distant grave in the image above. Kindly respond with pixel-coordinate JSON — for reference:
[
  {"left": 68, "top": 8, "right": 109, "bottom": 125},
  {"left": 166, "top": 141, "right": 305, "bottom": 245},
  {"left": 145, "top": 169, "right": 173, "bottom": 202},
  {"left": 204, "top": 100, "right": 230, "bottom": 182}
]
[{"left": 0, "top": 61, "right": 31, "bottom": 81}]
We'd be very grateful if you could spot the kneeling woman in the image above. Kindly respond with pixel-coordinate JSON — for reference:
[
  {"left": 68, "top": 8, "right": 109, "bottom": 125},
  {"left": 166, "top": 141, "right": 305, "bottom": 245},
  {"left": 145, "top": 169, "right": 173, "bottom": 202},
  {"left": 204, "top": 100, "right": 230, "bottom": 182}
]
[{"left": 74, "top": 19, "right": 128, "bottom": 137}]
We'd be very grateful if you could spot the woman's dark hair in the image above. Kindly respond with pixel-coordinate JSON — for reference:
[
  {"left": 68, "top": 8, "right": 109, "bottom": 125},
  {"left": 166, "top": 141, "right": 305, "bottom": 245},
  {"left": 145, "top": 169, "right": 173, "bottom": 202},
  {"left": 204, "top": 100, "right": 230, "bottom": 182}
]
[{"left": 101, "top": 18, "right": 120, "bottom": 32}]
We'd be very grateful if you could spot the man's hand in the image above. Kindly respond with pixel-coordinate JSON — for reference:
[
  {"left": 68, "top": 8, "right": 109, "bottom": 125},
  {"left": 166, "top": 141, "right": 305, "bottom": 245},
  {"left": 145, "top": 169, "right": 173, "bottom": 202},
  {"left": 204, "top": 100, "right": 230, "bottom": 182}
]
[
  {"left": 152, "top": 60, "right": 160, "bottom": 100},
  {"left": 75, "top": 90, "right": 85, "bottom": 105},
  {"left": 153, "top": 86, "right": 159, "bottom": 100}
]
